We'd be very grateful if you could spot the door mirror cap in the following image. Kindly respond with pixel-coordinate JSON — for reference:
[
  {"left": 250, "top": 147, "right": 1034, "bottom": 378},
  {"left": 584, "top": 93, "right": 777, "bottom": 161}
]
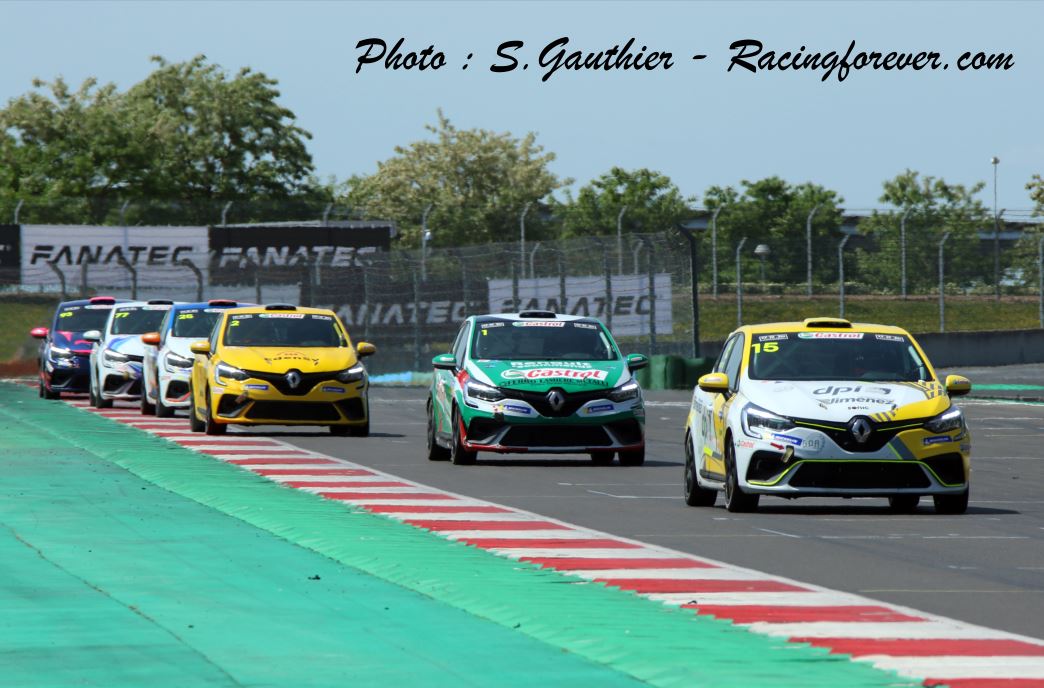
[
  {"left": 141, "top": 332, "right": 161, "bottom": 346},
  {"left": 944, "top": 374, "right": 972, "bottom": 397},
  {"left": 189, "top": 340, "right": 211, "bottom": 356},
  {"left": 82, "top": 330, "right": 102, "bottom": 343},
  {"left": 626, "top": 353, "right": 649, "bottom": 371},
  {"left": 697, "top": 372, "right": 730, "bottom": 394},
  {"left": 356, "top": 341, "right": 376, "bottom": 358},
  {"left": 29, "top": 326, "right": 49, "bottom": 339},
  {"left": 432, "top": 353, "right": 456, "bottom": 370}
]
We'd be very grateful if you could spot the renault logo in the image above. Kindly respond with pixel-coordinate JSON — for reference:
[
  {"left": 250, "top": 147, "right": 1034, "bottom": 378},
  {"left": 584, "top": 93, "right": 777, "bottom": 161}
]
[
  {"left": 848, "top": 416, "right": 873, "bottom": 443},
  {"left": 546, "top": 389, "right": 565, "bottom": 412},
  {"left": 285, "top": 370, "right": 302, "bottom": 389}
]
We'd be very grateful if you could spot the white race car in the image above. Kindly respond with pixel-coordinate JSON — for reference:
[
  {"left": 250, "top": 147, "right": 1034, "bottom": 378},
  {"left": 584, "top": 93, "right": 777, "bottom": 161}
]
[
  {"left": 140, "top": 299, "right": 249, "bottom": 417},
  {"left": 85, "top": 300, "right": 177, "bottom": 408},
  {"left": 684, "top": 318, "right": 972, "bottom": 514}
]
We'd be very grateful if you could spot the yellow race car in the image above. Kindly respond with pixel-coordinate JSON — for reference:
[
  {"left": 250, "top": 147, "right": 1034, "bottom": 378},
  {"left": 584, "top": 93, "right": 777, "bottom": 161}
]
[{"left": 188, "top": 304, "right": 375, "bottom": 436}]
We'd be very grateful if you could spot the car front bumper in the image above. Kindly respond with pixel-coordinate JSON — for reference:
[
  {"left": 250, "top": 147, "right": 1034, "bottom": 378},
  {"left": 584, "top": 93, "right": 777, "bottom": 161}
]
[{"left": 210, "top": 378, "right": 369, "bottom": 426}]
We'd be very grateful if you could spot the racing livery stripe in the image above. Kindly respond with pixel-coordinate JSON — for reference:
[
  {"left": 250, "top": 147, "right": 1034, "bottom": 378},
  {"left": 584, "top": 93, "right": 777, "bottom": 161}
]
[{"left": 53, "top": 394, "right": 1044, "bottom": 685}]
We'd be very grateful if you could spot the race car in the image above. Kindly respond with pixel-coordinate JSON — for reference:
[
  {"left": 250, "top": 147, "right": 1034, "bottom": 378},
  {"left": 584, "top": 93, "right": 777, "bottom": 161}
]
[
  {"left": 140, "top": 299, "right": 252, "bottom": 417},
  {"left": 683, "top": 318, "right": 972, "bottom": 514},
  {"left": 187, "top": 304, "right": 375, "bottom": 435},
  {"left": 427, "top": 310, "right": 648, "bottom": 465},
  {"left": 84, "top": 300, "right": 177, "bottom": 408},
  {"left": 30, "top": 296, "right": 128, "bottom": 398}
]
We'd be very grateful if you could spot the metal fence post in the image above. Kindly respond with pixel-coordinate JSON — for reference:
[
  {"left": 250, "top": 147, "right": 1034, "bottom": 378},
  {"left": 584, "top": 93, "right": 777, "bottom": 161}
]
[
  {"left": 900, "top": 208, "right": 911, "bottom": 299},
  {"left": 519, "top": 202, "right": 531, "bottom": 279},
  {"left": 179, "top": 258, "right": 204, "bottom": 301},
  {"left": 221, "top": 202, "right": 232, "bottom": 227},
  {"left": 529, "top": 241, "right": 541, "bottom": 278},
  {"left": 645, "top": 238, "right": 656, "bottom": 355},
  {"left": 47, "top": 261, "right": 66, "bottom": 300},
  {"left": 117, "top": 255, "right": 137, "bottom": 300},
  {"left": 616, "top": 206, "right": 627, "bottom": 275},
  {"left": 736, "top": 237, "right": 748, "bottom": 327},
  {"left": 511, "top": 260, "right": 519, "bottom": 311},
  {"left": 711, "top": 205, "right": 723, "bottom": 298},
  {"left": 806, "top": 204, "right": 820, "bottom": 297},
  {"left": 557, "top": 250, "right": 567, "bottom": 315},
  {"left": 458, "top": 251, "right": 470, "bottom": 318},
  {"left": 838, "top": 235, "right": 851, "bottom": 318},
  {"left": 938, "top": 232, "right": 951, "bottom": 333},
  {"left": 413, "top": 270, "right": 422, "bottom": 372},
  {"left": 80, "top": 260, "right": 89, "bottom": 298},
  {"left": 361, "top": 264, "right": 371, "bottom": 342},
  {"left": 676, "top": 225, "right": 701, "bottom": 358},
  {"left": 602, "top": 247, "right": 612, "bottom": 330},
  {"left": 13, "top": 199, "right": 23, "bottom": 224}
]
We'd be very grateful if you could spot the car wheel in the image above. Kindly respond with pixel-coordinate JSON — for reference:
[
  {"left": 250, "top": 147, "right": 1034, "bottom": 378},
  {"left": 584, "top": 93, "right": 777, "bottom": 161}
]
[
  {"left": 88, "top": 375, "right": 99, "bottom": 407},
  {"left": 589, "top": 451, "right": 615, "bottom": 465},
  {"left": 140, "top": 389, "right": 155, "bottom": 415},
  {"left": 94, "top": 375, "right": 112, "bottom": 408},
  {"left": 684, "top": 433, "right": 717, "bottom": 507},
  {"left": 330, "top": 425, "right": 350, "bottom": 436},
  {"left": 933, "top": 488, "right": 969, "bottom": 515},
  {"left": 188, "top": 382, "right": 205, "bottom": 432},
  {"left": 724, "top": 438, "right": 759, "bottom": 513},
  {"left": 450, "top": 407, "right": 477, "bottom": 466},
  {"left": 203, "top": 387, "right": 227, "bottom": 435},
  {"left": 619, "top": 447, "right": 645, "bottom": 466},
  {"left": 888, "top": 495, "right": 920, "bottom": 513},
  {"left": 43, "top": 385, "right": 60, "bottom": 400},
  {"left": 427, "top": 400, "right": 450, "bottom": 461},
  {"left": 347, "top": 421, "right": 370, "bottom": 438},
  {"left": 155, "top": 393, "right": 174, "bottom": 418}
]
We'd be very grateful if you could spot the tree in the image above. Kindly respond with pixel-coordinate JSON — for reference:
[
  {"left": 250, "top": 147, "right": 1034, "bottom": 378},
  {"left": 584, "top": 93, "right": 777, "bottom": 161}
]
[
  {"left": 853, "top": 170, "right": 991, "bottom": 294},
  {"left": 1028, "top": 174, "right": 1044, "bottom": 214},
  {"left": 702, "top": 177, "right": 844, "bottom": 287},
  {"left": 0, "top": 55, "right": 324, "bottom": 224},
  {"left": 343, "top": 111, "right": 568, "bottom": 247},
  {"left": 555, "top": 167, "right": 694, "bottom": 239}
]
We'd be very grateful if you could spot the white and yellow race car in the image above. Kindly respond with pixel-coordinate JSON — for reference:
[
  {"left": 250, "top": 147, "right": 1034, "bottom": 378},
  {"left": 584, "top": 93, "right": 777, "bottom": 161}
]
[{"left": 684, "top": 318, "right": 971, "bottom": 514}]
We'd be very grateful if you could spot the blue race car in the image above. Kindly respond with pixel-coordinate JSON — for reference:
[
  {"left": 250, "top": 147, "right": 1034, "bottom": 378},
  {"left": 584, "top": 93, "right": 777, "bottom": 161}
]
[{"left": 30, "top": 296, "right": 128, "bottom": 399}]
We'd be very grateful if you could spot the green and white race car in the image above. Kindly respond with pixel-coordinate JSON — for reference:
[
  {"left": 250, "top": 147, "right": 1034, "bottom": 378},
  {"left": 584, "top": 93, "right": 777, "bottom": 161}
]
[{"left": 427, "top": 311, "right": 649, "bottom": 466}]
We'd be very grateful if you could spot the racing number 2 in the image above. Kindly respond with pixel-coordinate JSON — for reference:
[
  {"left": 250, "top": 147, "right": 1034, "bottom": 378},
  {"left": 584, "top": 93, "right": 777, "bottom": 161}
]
[{"left": 751, "top": 342, "right": 779, "bottom": 354}]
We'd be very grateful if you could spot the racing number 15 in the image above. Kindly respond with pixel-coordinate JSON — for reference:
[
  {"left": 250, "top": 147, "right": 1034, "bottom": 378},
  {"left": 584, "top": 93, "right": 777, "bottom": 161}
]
[{"left": 751, "top": 342, "right": 779, "bottom": 354}]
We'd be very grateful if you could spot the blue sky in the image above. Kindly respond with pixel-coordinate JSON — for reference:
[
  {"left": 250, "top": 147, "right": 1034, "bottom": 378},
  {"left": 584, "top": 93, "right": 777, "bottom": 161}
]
[{"left": 2, "top": 1, "right": 1041, "bottom": 214}]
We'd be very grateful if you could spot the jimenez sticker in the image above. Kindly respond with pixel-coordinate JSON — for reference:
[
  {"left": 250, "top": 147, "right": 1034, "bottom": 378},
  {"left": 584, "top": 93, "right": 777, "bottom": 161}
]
[
  {"left": 501, "top": 368, "right": 608, "bottom": 382},
  {"left": 797, "top": 332, "right": 864, "bottom": 339}
]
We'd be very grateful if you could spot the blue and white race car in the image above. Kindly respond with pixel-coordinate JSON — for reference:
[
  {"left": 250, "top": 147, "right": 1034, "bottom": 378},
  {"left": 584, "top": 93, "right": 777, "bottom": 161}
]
[
  {"left": 140, "top": 299, "right": 250, "bottom": 416},
  {"left": 85, "top": 300, "right": 177, "bottom": 408}
]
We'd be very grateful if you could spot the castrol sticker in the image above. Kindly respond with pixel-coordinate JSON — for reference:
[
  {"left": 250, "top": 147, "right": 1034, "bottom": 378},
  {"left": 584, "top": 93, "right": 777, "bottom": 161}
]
[{"left": 501, "top": 368, "right": 608, "bottom": 382}]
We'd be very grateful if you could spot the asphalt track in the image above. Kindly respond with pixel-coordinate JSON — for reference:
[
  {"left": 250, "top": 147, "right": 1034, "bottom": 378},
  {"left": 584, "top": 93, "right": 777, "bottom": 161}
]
[{"left": 262, "top": 386, "right": 1044, "bottom": 641}]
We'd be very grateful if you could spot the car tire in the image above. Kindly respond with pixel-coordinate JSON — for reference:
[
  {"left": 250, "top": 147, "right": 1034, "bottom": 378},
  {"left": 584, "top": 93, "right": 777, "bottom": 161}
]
[
  {"left": 203, "top": 387, "right": 227, "bottom": 435},
  {"left": 140, "top": 389, "right": 155, "bottom": 415},
  {"left": 450, "top": 408, "right": 477, "bottom": 466},
  {"left": 589, "top": 451, "right": 615, "bottom": 465},
  {"left": 155, "top": 393, "right": 174, "bottom": 418},
  {"left": 330, "top": 425, "right": 350, "bottom": 436},
  {"left": 724, "top": 438, "right": 759, "bottom": 513},
  {"left": 933, "top": 488, "right": 969, "bottom": 515},
  {"left": 40, "top": 379, "right": 60, "bottom": 400},
  {"left": 427, "top": 400, "right": 451, "bottom": 461},
  {"left": 888, "top": 495, "right": 920, "bottom": 513},
  {"left": 684, "top": 433, "right": 717, "bottom": 507},
  {"left": 92, "top": 375, "right": 112, "bottom": 409},
  {"left": 347, "top": 421, "right": 370, "bottom": 438},
  {"left": 619, "top": 447, "right": 645, "bottom": 466},
  {"left": 188, "top": 382, "right": 205, "bottom": 432}
]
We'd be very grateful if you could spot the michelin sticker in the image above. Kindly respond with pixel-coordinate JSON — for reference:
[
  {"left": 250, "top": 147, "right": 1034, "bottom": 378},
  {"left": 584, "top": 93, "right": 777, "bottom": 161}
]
[
  {"left": 245, "top": 383, "right": 269, "bottom": 391},
  {"left": 586, "top": 403, "right": 614, "bottom": 414},
  {"left": 923, "top": 435, "right": 952, "bottom": 445}
]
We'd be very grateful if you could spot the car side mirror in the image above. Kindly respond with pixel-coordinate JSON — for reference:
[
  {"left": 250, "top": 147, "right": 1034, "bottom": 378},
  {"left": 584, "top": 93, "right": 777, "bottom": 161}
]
[
  {"left": 30, "top": 327, "right": 49, "bottom": 339},
  {"left": 698, "top": 372, "right": 730, "bottom": 394},
  {"left": 356, "top": 341, "right": 376, "bottom": 358},
  {"left": 82, "top": 330, "right": 102, "bottom": 343},
  {"left": 944, "top": 374, "right": 971, "bottom": 397},
  {"left": 626, "top": 353, "right": 649, "bottom": 371},
  {"left": 189, "top": 340, "right": 211, "bottom": 356},
  {"left": 141, "top": 332, "right": 161, "bottom": 346},
  {"left": 432, "top": 353, "right": 456, "bottom": 370}
]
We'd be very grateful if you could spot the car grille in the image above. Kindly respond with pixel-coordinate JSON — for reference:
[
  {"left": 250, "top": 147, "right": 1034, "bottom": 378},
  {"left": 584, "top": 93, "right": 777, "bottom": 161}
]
[
  {"left": 499, "top": 387, "right": 609, "bottom": 418},
  {"left": 606, "top": 419, "right": 643, "bottom": 446},
  {"left": 335, "top": 398, "right": 366, "bottom": 421},
  {"left": 500, "top": 424, "right": 612, "bottom": 448},
  {"left": 245, "top": 401, "right": 341, "bottom": 422},
  {"left": 125, "top": 354, "right": 144, "bottom": 363},
  {"left": 790, "top": 417, "right": 927, "bottom": 453},
  {"left": 49, "top": 370, "right": 89, "bottom": 391},
  {"left": 165, "top": 380, "right": 190, "bottom": 400},
  {"left": 103, "top": 377, "right": 141, "bottom": 395},
  {"left": 922, "top": 452, "right": 966, "bottom": 486},
  {"left": 242, "top": 369, "right": 342, "bottom": 396},
  {"left": 788, "top": 461, "right": 931, "bottom": 489},
  {"left": 746, "top": 450, "right": 788, "bottom": 482}
]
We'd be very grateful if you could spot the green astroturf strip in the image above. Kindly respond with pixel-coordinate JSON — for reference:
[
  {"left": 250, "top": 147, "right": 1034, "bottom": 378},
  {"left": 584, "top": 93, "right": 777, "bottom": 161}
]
[
  {"left": 0, "top": 384, "right": 912, "bottom": 688},
  {"left": 975, "top": 384, "right": 1044, "bottom": 391}
]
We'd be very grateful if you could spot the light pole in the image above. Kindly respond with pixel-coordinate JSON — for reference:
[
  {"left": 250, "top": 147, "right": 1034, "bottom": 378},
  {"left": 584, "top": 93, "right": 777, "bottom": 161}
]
[
  {"left": 420, "top": 203, "right": 433, "bottom": 282},
  {"left": 711, "top": 205, "right": 724, "bottom": 298},
  {"left": 806, "top": 204, "right": 821, "bottom": 297},
  {"left": 838, "top": 221, "right": 858, "bottom": 318},
  {"left": 754, "top": 243, "right": 770, "bottom": 290},
  {"left": 520, "top": 202, "right": 532, "bottom": 279},
  {"left": 677, "top": 220, "right": 706, "bottom": 357},
  {"left": 616, "top": 205, "right": 627, "bottom": 275},
  {"left": 736, "top": 237, "right": 748, "bottom": 327},
  {"left": 991, "top": 156, "right": 1000, "bottom": 300},
  {"left": 899, "top": 207, "right": 912, "bottom": 299}
]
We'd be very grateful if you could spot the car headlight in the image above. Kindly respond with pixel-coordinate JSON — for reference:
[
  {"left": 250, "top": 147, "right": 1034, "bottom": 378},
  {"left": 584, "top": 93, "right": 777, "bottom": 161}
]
[
  {"left": 608, "top": 380, "right": 640, "bottom": 402},
  {"left": 50, "top": 346, "right": 75, "bottom": 360},
  {"left": 336, "top": 364, "right": 366, "bottom": 383},
  {"left": 465, "top": 379, "right": 504, "bottom": 402},
  {"left": 742, "top": 404, "right": 795, "bottom": 438},
  {"left": 103, "top": 349, "right": 129, "bottom": 366},
  {"left": 164, "top": 352, "right": 194, "bottom": 372},
  {"left": 214, "top": 362, "right": 248, "bottom": 385},
  {"left": 925, "top": 406, "right": 964, "bottom": 434}
]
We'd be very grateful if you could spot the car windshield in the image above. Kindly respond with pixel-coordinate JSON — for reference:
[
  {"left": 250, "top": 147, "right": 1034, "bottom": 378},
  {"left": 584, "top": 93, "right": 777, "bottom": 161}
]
[
  {"left": 54, "top": 305, "right": 112, "bottom": 332},
  {"left": 110, "top": 306, "right": 170, "bottom": 335},
  {"left": 224, "top": 313, "right": 347, "bottom": 347},
  {"left": 472, "top": 319, "right": 618, "bottom": 361},
  {"left": 171, "top": 308, "right": 227, "bottom": 338},
  {"left": 747, "top": 332, "right": 931, "bottom": 382}
]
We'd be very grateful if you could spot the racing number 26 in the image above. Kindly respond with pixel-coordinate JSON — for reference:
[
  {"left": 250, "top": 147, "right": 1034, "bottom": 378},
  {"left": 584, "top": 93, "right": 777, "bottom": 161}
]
[{"left": 751, "top": 342, "right": 779, "bottom": 354}]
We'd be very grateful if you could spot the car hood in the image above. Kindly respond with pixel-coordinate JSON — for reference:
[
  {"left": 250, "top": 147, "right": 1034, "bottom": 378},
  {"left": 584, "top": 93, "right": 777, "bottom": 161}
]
[
  {"left": 51, "top": 330, "right": 95, "bottom": 355},
  {"left": 221, "top": 347, "right": 356, "bottom": 374},
  {"left": 743, "top": 379, "right": 952, "bottom": 423},
  {"left": 105, "top": 335, "right": 147, "bottom": 358},
  {"left": 468, "top": 359, "right": 629, "bottom": 393}
]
